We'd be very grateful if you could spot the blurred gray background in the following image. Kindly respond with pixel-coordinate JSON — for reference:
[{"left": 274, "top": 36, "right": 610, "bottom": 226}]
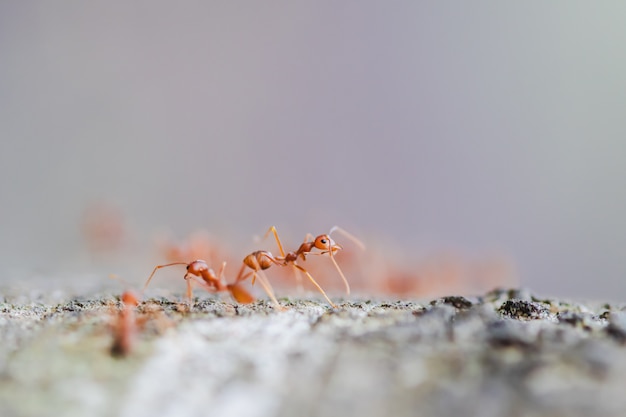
[{"left": 0, "top": 2, "right": 625, "bottom": 300}]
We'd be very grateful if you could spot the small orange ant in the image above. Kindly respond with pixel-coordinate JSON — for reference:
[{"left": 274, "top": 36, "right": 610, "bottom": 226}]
[
  {"left": 266, "top": 226, "right": 365, "bottom": 296},
  {"left": 142, "top": 260, "right": 252, "bottom": 304},
  {"left": 232, "top": 248, "right": 335, "bottom": 309},
  {"left": 111, "top": 290, "right": 140, "bottom": 357}
]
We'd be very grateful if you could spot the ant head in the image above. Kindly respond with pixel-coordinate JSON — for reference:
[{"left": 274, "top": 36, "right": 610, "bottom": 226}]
[
  {"left": 121, "top": 291, "right": 139, "bottom": 306},
  {"left": 186, "top": 260, "right": 208, "bottom": 275},
  {"left": 314, "top": 234, "right": 342, "bottom": 252}
]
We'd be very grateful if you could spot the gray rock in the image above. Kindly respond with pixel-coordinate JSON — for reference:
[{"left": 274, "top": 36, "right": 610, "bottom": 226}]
[{"left": 1, "top": 288, "right": 625, "bottom": 417}]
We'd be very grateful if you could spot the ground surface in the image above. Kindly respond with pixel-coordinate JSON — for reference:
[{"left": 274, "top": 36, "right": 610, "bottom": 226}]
[{"left": 1, "top": 287, "right": 626, "bottom": 417}]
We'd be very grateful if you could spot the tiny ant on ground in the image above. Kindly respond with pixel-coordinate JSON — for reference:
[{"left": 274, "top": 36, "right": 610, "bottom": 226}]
[{"left": 110, "top": 291, "right": 140, "bottom": 357}]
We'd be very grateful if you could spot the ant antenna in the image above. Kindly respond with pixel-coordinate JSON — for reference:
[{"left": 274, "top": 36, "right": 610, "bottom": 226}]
[
  {"left": 329, "top": 226, "right": 366, "bottom": 250},
  {"left": 142, "top": 262, "right": 189, "bottom": 293}
]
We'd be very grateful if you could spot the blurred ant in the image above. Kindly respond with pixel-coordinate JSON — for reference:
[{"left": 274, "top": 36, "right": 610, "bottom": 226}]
[
  {"left": 111, "top": 291, "right": 140, "bottom": 357},
  {"left": 266, "top": 226, "right": 365, "bottom": 296},
  {"left": 142, "top": 260, "right": 253, "bottom": 305}
]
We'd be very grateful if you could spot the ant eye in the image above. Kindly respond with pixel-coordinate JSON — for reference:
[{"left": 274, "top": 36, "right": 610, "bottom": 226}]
[{"left": 314, "top": 235, "right": 332, "bottom": 250}]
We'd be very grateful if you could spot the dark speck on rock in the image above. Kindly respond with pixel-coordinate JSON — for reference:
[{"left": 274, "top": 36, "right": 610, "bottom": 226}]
[
  {"left": 431, "top": 296, "right": 473, "bottom": 310},
  {"left": 498, "top": 299, "right": 550, "bottom": 320},
  {"left": 556, "top": 310, "right": 601, "bottom": 333},
  {"left": 606, "top": 312, "right": 626, "bottom": 343}
]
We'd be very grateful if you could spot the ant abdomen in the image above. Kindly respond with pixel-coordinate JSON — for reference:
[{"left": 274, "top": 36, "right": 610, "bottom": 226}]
[{"left": 243, "top": 251, "right": 276, "bottom": 271}]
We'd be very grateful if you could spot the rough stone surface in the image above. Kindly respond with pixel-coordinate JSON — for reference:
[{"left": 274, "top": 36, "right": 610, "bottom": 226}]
[{"left": 1, "top": 287, "right": 625, "bottom": 417}]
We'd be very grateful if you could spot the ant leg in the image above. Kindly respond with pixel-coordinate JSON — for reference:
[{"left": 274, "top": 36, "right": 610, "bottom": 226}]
[
  {"left": 238, "top": 271, "right": 253, "bottom": 282},
  {"left": 142, "top": 262, "right": 189, "bottom": 292},
  {"left": 264, "top": 226, "right": 286, "bottom": 258},
  {"left": 109, "top": 274, "right": 133, "bottom": 288},
  {"left": 255, "top": 270, "right": 285, "bottom": 310},
  {"left": 186, "top": 274, "right": 218, "bottom": 295},
  {"left": 328, "top": 249, "right": 351, "bottom": 296},
  {"left": 292, "top": 264, "right": 337, "bottom": 308},
  {"left": 329, "top": 226, "right": 366, "bottom": 250},
  {"left": 185, "top": 277, "right": 194, "bottom": 305},
  {"left": 292, "top": 266, "right": 304, "bottom": 293},
  {"left": 217, "top": 261, "right": 226, "bottom": 281},
  {"left": 235, "top": 263, "right": 249, "bottom": 284}
]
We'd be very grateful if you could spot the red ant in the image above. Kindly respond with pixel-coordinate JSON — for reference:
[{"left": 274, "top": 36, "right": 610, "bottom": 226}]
[
  {"left": 231, "top": 226, "right": 365, "bottom": 309},
  {"left": 111, "top": 290, "right": 140, "bottom": 357},
  {"left": 233, "top": 248, "right": 335, "bottom": 309},
  {"left": 142, "top": 260, "right": 253, "bottom": 305},
  {"left": 266, "top": 225, "right": 365, "bottom": 296}
]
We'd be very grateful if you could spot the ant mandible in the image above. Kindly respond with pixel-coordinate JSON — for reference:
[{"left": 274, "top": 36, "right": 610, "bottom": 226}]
[{"left": 266, "top": 225, "right": 365, "bottom": 296}]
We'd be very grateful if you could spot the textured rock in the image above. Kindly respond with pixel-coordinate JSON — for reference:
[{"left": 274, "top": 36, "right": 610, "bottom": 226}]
[{"left": 0, "top": 287, "right": 625, "bottom": 417}]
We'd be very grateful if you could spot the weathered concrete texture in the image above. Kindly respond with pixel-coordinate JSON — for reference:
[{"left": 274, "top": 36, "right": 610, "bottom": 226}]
[{"left": 1, "top": 288, "right": 626, "bottom": 417}]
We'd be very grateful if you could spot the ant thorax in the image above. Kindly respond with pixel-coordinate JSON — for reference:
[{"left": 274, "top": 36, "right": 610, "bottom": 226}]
[{"left": 283, "top": 252, "right": 299, "bottom": 263}]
